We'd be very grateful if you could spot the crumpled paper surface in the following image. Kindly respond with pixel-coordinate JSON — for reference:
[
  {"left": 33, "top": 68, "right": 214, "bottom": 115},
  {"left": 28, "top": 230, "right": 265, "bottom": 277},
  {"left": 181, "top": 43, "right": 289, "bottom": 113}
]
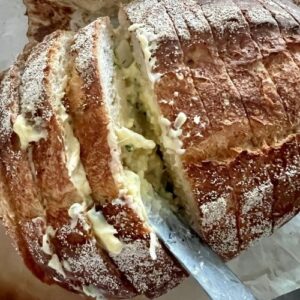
[{"left": 0, "top": 1, "right": 299, "bottom": 300}]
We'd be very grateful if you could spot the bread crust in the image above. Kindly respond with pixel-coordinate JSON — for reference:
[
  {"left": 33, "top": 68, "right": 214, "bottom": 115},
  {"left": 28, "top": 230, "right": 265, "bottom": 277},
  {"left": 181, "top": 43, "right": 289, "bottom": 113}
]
[
  {"left": 237, "top": 0, "right": 287, "bottom": 55},
  {"left": 201, "top": 0, "right": 289, "bottom": 146},
  {"left": 121, "top": 0, "right": 300, "bottom": 259},
  {"left": 24, "top": 0, "right": 75, "bottom": 42},
  {"left": 162, "top": 0, "right": 252, "bottom": 159},
  {"left": 273, "top": 0, "right": 300, "bottom": 25},
  {"left": 263, "top": 51, "right": 300, "bottom": 129},
  {"left": 234, "top": 0, "right": 300, "bottom": 228},
  {"left": 265, "top": 136, "right": 300, "bottom": 228},
  {"left": 184, "top": 160, "right": 240, "bottom": 258},
  {"left": 1, "top": 0, "right": 300, "bottom": 294},
  {"left": 259, "top": 0, "right": 300, "bottom": 43}
]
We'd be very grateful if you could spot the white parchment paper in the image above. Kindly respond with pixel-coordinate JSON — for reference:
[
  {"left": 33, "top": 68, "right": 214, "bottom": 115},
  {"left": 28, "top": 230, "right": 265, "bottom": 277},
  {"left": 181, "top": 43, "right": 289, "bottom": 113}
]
[{"left": 0, "top": 1, "right": 299, "bottom": 300}]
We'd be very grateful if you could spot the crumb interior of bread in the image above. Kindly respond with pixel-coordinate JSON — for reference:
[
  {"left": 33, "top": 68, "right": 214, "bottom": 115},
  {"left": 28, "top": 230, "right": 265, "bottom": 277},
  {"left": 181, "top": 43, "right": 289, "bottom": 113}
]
[{"left": 111, "top": 24, "right": 193, "bottom": 221}]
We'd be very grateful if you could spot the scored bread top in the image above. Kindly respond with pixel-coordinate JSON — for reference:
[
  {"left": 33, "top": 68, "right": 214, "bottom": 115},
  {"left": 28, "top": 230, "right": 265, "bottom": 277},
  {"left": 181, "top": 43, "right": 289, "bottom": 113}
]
[
  {"left": 162, "top": 0, "right": 253, "bottom": 159},
  {"left": 236, "top": 0, "right": 286, "bottom": 56},
  {"left": 201, "top": 0, "right": 289, "bottom": 146},
  {"left": 259, "top": 0, "right": 300, "bottom": 43}
]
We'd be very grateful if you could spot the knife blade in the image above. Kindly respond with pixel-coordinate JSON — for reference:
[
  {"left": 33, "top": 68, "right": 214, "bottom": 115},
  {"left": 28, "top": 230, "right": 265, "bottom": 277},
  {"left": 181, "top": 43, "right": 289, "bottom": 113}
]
[
  {"left": 147, "top": 200, "right": 256, "bottom": 300},
  {"left": 274, "top": 289, "right": 300, "bottom": 300}
]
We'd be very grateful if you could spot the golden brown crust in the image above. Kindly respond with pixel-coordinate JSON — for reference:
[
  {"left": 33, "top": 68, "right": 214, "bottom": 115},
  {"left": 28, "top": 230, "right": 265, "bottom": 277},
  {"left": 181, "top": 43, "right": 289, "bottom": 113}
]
[
  {"left": 162, "top": 0, "right": 252, "bottom": 159},
  {"left": 263, "top": 50, "right": 300, "bottom": 129},
  {"left": 236, "top": 0, "right": 286, "bottom": 56},
  {"left": 289, "top": 43, "right": 300, "bottom": 66},
  {"left": 201, "top": 0, "right": 289, "bottom": 146},
  {"left": 24, "top": 0, "right": 75, "bottom": 42}
]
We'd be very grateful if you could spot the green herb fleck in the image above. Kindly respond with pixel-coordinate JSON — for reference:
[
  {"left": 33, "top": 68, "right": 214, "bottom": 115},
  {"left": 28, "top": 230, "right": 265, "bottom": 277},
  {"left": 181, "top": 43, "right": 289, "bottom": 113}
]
[{"left": 125, "top": 144, "right": 134, "bottom": 152}]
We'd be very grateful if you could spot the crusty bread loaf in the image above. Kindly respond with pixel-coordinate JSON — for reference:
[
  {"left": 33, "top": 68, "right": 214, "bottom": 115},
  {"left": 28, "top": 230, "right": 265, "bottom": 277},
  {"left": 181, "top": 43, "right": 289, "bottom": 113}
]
[
  {"left": 1, "top": 0, "right": 300, "bottom": 298},
  {"left": 119, "top": 0, "right": 300, "bottom": 259}
]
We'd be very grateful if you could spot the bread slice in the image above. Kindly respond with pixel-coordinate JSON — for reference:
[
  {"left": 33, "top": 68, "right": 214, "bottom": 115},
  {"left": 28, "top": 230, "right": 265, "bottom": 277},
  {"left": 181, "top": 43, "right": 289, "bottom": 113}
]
[
  {"left": 15, "top": 30, "right": 137, "bottom": 298},
  {"left": 118, "top": 0, "right": 213, "bottom": 243},
  {"left": 65, "top": 18, "right": 186, "bottom": 298},
  {"left": 0, "top": 59, "right": 75, "bottom": 289}
]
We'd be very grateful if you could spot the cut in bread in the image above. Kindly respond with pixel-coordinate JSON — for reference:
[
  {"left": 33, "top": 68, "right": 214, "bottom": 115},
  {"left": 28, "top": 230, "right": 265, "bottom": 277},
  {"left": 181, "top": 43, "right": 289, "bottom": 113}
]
[
  {"left": 259, "top": 0, "right": 300, "bottom": 43},
  {"left": 162, "top": 0, "right": 252, "bottom": 158},
  {"left": 65, "top": 18, "right": 186, "bottom": 298},
  {"left": 233, "top": 0, "right": 300, "bottom": 229}
]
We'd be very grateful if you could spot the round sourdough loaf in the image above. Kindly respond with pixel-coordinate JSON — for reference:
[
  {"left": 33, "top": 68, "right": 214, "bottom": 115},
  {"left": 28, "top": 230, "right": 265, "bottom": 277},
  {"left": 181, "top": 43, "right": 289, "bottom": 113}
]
[{"left": 1, "top": 0, "right": 300, "bottom": 299}]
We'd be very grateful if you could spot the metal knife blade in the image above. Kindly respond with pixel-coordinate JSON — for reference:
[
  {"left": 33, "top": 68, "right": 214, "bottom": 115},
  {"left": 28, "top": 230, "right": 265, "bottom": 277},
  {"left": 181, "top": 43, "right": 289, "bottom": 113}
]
[
  {"left": 274, "top": 289, "right": 300, "bottom": 300},
  {"left": 147, "top": 201, "right": 256, "bottom": 300}
]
